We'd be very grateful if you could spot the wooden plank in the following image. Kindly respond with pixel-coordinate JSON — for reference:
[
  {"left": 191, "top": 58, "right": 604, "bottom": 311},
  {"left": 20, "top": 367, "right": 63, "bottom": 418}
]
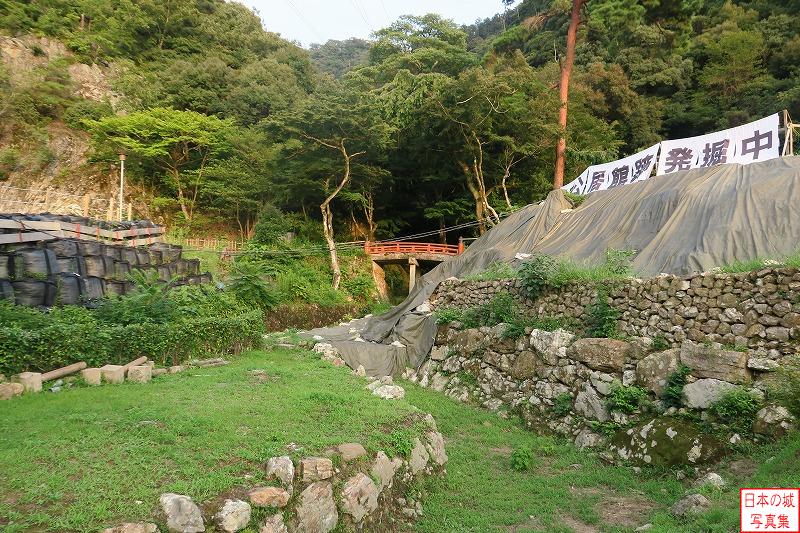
[
  {"left": 0, "top": 232, "right": 56, "bottom": 244},
  {"left": 0, "top": 219, "right": 63, "bottom": 232}
]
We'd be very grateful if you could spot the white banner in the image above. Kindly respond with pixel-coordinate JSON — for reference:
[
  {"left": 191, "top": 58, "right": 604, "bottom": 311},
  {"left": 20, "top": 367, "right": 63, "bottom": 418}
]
[
  {"left": 657, "top": 113, "right": 780, "bottom": 176},
  {"left": 562, "top": 143, "right": 660, "bottom": 195}
]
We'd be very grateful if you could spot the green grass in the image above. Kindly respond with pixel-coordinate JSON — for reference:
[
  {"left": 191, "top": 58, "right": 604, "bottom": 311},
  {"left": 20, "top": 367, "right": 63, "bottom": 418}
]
[
  {"left": 0, "top": 348, "right": 421, "bottom": 532},
  {"left": 402, "top": 381, "right": 800, "bottom": 532}
]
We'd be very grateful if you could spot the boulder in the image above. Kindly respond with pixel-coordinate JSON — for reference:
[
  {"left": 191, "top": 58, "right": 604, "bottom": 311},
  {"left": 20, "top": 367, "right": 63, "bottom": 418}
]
[
  {"left": 450, "top": 328, "right": 486, "bottom": 355},
  {"left": 424, "top": 431, "right": 448, "bottom": 466},
  {"left": 103, "top": 524, "right": 158, "bottom": 533},
  {"left": 371, "top": 451, "right": 402, "bottom": 491},
  {"left": 429, "top": 345, "right": 449, "bottom": 361},
  {"left": 100, "top": 365, "right": 125, "bottom": 384},
  {"left": 670, "top": 494, "right": 710, "bottom": 517},
  {"left": 127, "top": 365, "right": 152, "bottom": 384},
  {"left": 295, "top": 482, "right": 338, "bottom": 533},
  {"left": 510, "top": 350, "right": 536, "bottom": 380},
  {"left": 753, "top": 405, "right": 795, "bottom": 438},
  {"left": 567, "top": 338, "right": 632, "bottom": 372},
  {"left": 409, "top": 438, "right": 430, "bottom": 474},
  {"left": 747, "top": 357, "right": 779, "bottom": 372},
  {"left": 372, "top": 384, "right": 405, "bottom": 400},
  {"left": 679, "top": 342, "right": 750, "bottom": 383},
  {"left": 300, "top": 457, "right": 333, "bottom": 482},
  {"left": 430, "top": 373, "right": 450, "bottom": 392},
  {"left": 574, "top": 429, "right": 603, "bottom": 450},
  {"left": 259, "top": 514, "right": 288, "bottom": 533},
  {"left": 213, "top": 499, "right": 251, "bottom": 533},
  {"left": 337, "top": 443, "right": 367, "bottom": 462},
  {"left": 530, "top": 328, "right": 575, "bottom": 365},
  {"left": 693, "top": 472, "right": 725, "bottom": 489},
  {"left": 15, "top": 371, "right": 42, "bottom": 392},
  {"left": 80, "top": 368, "right": 102, "bottom": 386},
  {"left": 249, "top": 486, "right": 290, "bottom": 508},
  {"left": 635, "top": 349, "right": 680, "bottom": 395},
  {"left": 0, "top": 381, "right": 24, "bottom": 400},
  {"left": 159, "top": 493, "right": 205, "bottom": 533},
  {"left": 682, "top": 378, "right": 737, "bottom": 409},
  {"left": 340, "top": 473, "right": 379, "bottom": 522},
  {"left": 574, "top": 384, "right": 610, "bottom": 422},
  {"left": 266, "top": 456, "right": 294, "bottom": 485}
]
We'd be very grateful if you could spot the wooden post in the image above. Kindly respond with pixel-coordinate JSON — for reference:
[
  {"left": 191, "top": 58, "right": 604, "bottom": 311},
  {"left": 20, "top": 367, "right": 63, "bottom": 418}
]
[
  {"left": 41, "top": 361, "right": 87, "bottom": 382},
  {"left": 82, "top": 195, "right": 91, "bottom": 217},
  {"left": 127, "top": 203, "right": 133, "bottom": 221},
  {"left": 106, "top": 197, "right": 114, "bottom": 221},
  {"left": 408, "top": 257, "right": 420, "bottom": 294},
  {"left": 44, "top": 189, "right": 51, "bottom": 210}
]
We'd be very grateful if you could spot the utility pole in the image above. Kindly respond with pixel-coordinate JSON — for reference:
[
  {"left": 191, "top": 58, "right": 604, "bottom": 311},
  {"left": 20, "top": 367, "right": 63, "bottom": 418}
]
[{"left": 118, "top": 153, "right": 126, "bottom": 221}]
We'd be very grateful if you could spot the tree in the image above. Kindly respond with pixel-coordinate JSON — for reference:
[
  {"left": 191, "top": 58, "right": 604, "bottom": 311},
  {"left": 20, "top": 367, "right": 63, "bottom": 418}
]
[
  {"left": 87, "top": 107, "right": 232, "bottom": 225},
  {"left": 553, "top": 0, "right": 585, "bottom": 189},
  {"left": 273, "top": 82, "right": 393, "bottom": 289}
]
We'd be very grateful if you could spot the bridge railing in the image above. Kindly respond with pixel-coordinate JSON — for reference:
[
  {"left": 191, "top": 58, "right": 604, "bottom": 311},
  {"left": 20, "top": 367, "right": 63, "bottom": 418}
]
[{"left": 364, "top": 241, "right": 462, "bottom": 256}]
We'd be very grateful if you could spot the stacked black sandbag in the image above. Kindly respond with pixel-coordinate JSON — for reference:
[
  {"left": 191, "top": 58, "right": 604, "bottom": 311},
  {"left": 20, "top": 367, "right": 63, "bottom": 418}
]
[
  {"left": 113, "top": 259, "right": 131, "bottom": 280},
  {"left": 12, "top": 278, "right": 56, "bottom": 306},
  {"left": 105, "top": 280, "right": 126, "bottom": 296},
  {"left": 56, "top": 272, "right": 87, "bottom": 306},
  {"left": 84, "top": 254, "right": 114, "bottom": 278},
  {"left": 0, "top": 279, "right": 13, "bottom": 301},
  {"left": 0, "top": 253, "right": 10, "bottom": 279},
  {"left": 7, "top": 247, "right": 60, "bottom": 307},
  {"left": 46, "top": 239, "right": 88, "bottom": 277},
  {"left": 84, "top": 276, "right": 106, "bottom": 300}
]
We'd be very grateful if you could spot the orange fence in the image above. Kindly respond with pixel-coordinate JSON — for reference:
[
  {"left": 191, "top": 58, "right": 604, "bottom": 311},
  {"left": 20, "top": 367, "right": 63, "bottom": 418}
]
[{"left": 364, "top": 241, "right": 462, "bottom": 256}]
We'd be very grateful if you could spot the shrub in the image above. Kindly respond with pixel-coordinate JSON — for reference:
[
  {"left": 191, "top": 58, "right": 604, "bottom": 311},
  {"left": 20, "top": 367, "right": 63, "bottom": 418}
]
[
  {"left": 511, "top": 445, "right": 534, "bottom": 471},
  {"left": 226, "top": 261, "right": 280, "bottom": 312},
  {"left": 606, "top": 383, "right": 648, "bottom": 414},
  {"left": 585, "top": 288, "right": 619, "bottom": 338},
  {"left": 0, "top": 147, "right": 20, "bottom": 180},
  {"left": 251, "top": 204, "right": 290, "bottom": 246},
  {"left": 662, "top": 365, "right": 692, "bottom": 408},
  {"left": 341, "top": 273, "right": 375, "bottom": 301},
  {"left": 552, "top": 392, "right": 573, "bottom": 417},
  {"left": 564, "top": 191, "right": 587, "bottom": 207},
  {"left": 711, "top": 387, "right": 762, "bottom": 434},
  {"left": 519, "top": 253, "right": 558, "bottom": 299},
  {"left": 434, "top": 307, "right": 464, "bottom": 325}
]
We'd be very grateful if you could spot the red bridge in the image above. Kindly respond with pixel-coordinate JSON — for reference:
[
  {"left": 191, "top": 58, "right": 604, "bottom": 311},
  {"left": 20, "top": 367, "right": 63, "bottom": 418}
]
[{"left": 364, "top": 240, "right": 464, "bottom": 296}]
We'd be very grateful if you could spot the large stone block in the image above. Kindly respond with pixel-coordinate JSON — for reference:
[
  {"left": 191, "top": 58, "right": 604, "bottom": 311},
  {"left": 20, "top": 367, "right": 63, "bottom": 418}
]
[
  {"left": 682, "top": 378, "right": 737, "bottom": 409},
  {"left": 266, "top": 456, "right": 294, "bottom": 485},
  {"left": 15, "top": 371, "right": 42, "bottom": 393},
  {"left": 249, "top": 486, "right": 290, "bottom": 508},
  {"left": 409, "top": 438, "right": 430, "bottom": 474},
  {"left": 371, "top": 451, "right": 402, "bottom": 491},
  {"left": 80, "top": 368, "right": 102, "bottom": 386},
  {"left": 679, "top": 342, "right": 750, "bottom": 383},
  {"left": 300, "top": 457, "right": 333, "bottom": 482},
  {"left": 0, "top": 381, "right": 24, "bottom": 400},
  {"left": 213, "top": 499, "right": 251, "bottom": 533},
  {"left": 337, "top": 443, "right": 366, "bottom": 462},
  {"left": 159, "top": 493, "right": 205, "bottom": 533},
  {"left": 127, "top": 365, "right": 152, "bottom": 384},
  {"left": 574, "top": 383, "right": 610, "bottom": 422},
  {"left": 635, "top": 349, "right": 681, "bottom": 395},
  {"left": 340, "top": 473, "right": 379, "bottom": 522},
  {"left": 530, "top": 328, "right": 575, "bottom": 365},
  {"left": 100, "top": 365, "right": 125, "bottom": 384},
  {"left": 295, "top": 482, "right": 337, "bottom": 533},
  {"left": 567, "top": 338, "right": 632, "bottom": 373}
]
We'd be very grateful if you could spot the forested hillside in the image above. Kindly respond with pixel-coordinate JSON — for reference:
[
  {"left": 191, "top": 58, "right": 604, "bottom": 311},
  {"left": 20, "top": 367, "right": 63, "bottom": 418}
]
[{"left": 1, "top": 0, "right": 799, "bottom": 245}]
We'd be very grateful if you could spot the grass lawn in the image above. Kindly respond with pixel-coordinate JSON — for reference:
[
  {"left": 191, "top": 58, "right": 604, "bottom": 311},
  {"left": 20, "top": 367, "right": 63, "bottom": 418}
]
[
  {"left": 0, "top": 348, "right": 422, "bottom": 532},
  {"left": 3, "top": 345, "right": 799, "bottom": 532},
  {"left": 402, "top": 381, "right": 800, "bottom": 533}
]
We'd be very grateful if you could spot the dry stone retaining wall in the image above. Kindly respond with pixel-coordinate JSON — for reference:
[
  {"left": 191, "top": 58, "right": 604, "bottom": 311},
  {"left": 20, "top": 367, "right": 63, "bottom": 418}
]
[{"left": 432, "top": 267, "right": 800, "bottom": 354}]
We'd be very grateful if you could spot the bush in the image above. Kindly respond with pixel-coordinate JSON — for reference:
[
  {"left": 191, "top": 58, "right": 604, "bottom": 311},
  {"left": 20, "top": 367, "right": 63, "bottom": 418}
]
[
  {"left": 710, "top": 387, "right": 762, "bottom": 433},
  {"left": 341, "top": 273, "right": 375, "bottom": 301},
  {"left": 651, "top": 334, "right": 670, "bottom": 352},
  {"left": 510, "top": 445, "right": 534, "bottom": 471},
  {"left": 519, "top": 253, "right": 558, "bottom": 299},
  {"left": 771, "top": 357, "right": 800, "bottom": 418},
  {"left": 585, "top": 288, "right": 620, "bottom": 338},
  {"left": 552, "top": 392, "right": 573, "bottom": 417},
  {"left": 251, "top": 204, "right": 290, "bottom": 246},
  {"left": 464, "top": 261, "right": 518, "bottom": 281},
  {"left": 0, "top": 285, "right": 265, "bottom": 375},
  {"left": 606, "top": 383, "right": 648, "bottom": 414},
  {"left": 0, "top": 147, "right": 20, "bottom": 180},
  {"left": 434, "top": 307, "right": 464, "bottom": 325},
  {"left": 226, "top": 261, "right": 280, "bottom": 312},
  {"left": 662, "top": 365, "right": 692, "bottom": 408}
]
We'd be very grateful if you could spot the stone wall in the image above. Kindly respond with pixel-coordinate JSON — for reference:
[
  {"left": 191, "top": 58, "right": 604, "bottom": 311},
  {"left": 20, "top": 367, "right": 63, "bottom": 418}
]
[
  {"left": 105, "top": 412, "right": 448, "bottom": 533},
  {"left": 432, "top": 267, "right": 800, "bottom": 355}
]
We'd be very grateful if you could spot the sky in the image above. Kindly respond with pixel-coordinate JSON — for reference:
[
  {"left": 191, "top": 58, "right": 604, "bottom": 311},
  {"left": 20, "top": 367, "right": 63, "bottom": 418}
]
[{"left": 240, "top": 0, "right": 512, "bottom": 48}]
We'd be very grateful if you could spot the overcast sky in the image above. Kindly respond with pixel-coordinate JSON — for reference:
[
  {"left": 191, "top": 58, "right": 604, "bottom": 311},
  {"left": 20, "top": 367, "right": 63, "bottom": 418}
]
[{"left": 240, "top": 0, "right": 513, "bottom": 48}]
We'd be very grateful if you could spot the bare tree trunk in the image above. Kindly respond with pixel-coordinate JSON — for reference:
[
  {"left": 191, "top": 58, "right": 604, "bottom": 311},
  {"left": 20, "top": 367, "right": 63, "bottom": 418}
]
[
  {"left": 363, "top": 190, "right": 376, "bottom": 242},
  {"left": 553, "top": 0, "right": 584, "bottom": 189},
  {"left": 318, "top": 141, "right": 365, "bottom": 290},
  {"left": 460, "top": 161, "right": 487, "bottom": 235},
  {"left": 501, "top": 165, "right": 512, "bottom": 209}
]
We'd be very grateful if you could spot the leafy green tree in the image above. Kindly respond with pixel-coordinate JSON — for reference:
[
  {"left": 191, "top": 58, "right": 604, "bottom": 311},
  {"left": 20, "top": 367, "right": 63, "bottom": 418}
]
[{"left": 87, "top": 107, "right": 233, "bottom": 225}]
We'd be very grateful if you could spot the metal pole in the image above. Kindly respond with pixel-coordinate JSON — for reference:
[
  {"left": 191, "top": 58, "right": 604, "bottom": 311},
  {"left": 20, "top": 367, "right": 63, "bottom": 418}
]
[{"left": 118, "top": 153, "right": 126, "bottom": 221}]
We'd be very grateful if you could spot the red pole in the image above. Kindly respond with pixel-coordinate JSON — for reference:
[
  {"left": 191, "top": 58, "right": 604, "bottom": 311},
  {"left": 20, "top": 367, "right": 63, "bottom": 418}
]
[{"left": 458, "top": 237, "right": 465, "bottom": 254}]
